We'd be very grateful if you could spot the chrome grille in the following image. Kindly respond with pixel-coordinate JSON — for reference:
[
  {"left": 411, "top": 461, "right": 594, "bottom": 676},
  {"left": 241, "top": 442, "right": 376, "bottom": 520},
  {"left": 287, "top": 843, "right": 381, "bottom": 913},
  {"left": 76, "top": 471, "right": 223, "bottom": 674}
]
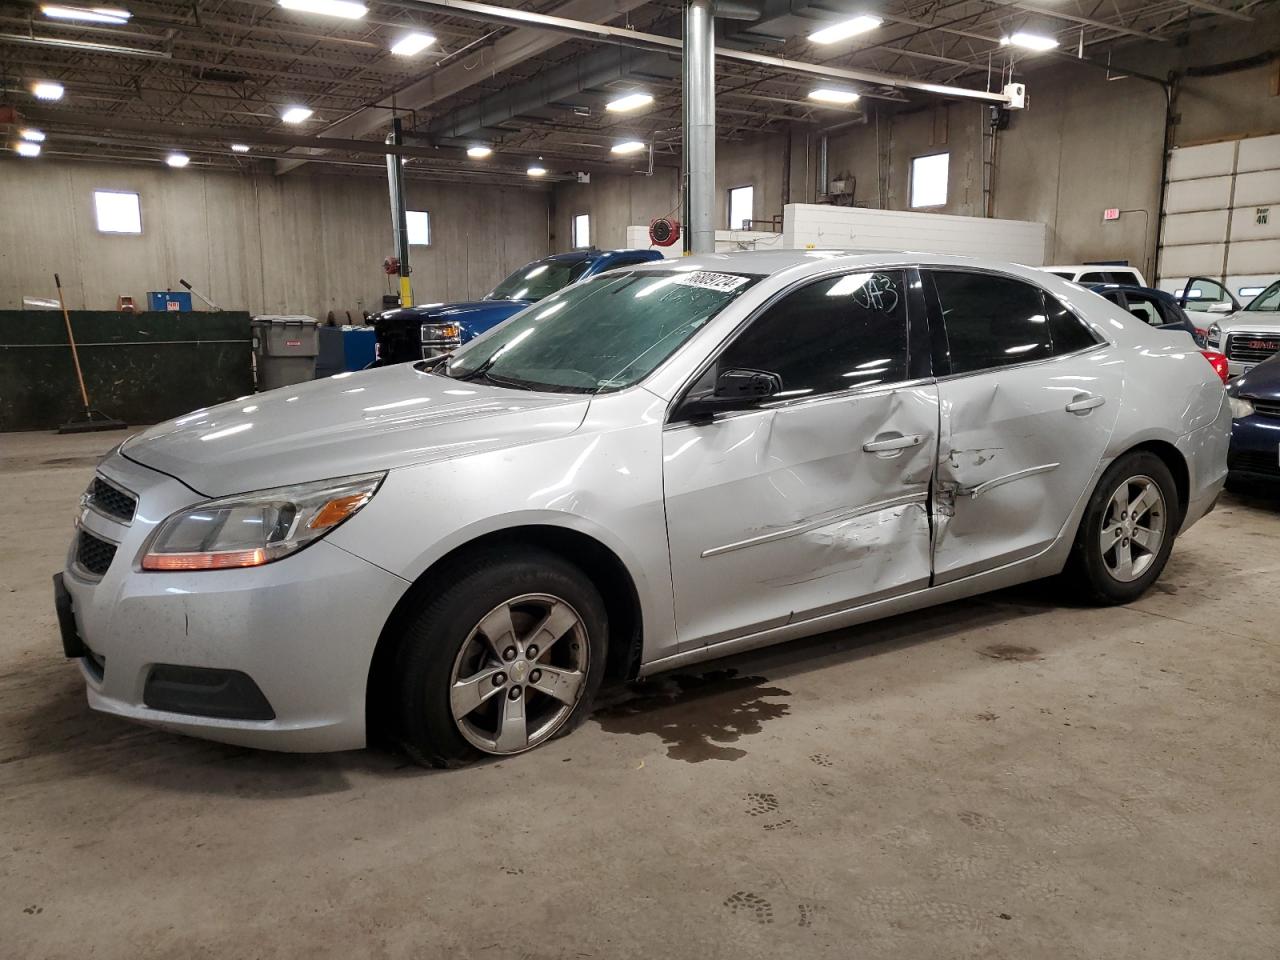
[
  {"left": 76, "top": 530, "right": 118, "bottom": 577},
  {"left": 1225, "top": 333, "right": 1280, "bottom": 364},
  {"left": 89, "top": 476, "right": 136, "bottom": 523}
]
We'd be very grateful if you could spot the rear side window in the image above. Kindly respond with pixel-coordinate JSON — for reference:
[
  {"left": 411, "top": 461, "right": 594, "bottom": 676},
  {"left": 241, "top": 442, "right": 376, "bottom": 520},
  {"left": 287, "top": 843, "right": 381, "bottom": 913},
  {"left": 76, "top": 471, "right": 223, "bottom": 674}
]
[
  {"left": 717, "top": 270, "right": 910, "bottom": 398},
  {"left": 1045, "top": 294, "right": 1102, "bottom": 351},
  {"left": 932, "top": 271, "right": 1051, "bottom": 373}
]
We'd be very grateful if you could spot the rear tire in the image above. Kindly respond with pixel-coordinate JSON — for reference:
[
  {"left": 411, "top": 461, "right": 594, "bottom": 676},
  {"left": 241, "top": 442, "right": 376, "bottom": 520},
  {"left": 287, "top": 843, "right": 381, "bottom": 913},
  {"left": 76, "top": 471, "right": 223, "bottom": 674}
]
[
  {"left": 1063, "top": 451, "right": 1181, "bottom": 606},
  {"left": 393, "top": 547, "right": 608, "bottom": 768}
]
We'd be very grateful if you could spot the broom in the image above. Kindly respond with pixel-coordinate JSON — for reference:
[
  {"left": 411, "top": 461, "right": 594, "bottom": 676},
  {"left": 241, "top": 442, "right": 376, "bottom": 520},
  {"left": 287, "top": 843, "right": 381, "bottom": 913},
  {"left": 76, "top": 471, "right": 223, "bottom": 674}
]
[{"left": 55, "top": 273, "right": 128, "bottom": 434}]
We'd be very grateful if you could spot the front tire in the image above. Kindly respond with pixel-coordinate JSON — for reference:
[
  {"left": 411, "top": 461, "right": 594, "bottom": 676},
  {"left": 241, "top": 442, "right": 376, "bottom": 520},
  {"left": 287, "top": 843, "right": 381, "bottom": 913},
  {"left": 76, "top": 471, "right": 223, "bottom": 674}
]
[
  {"left": 1064, "top": 451, "right": 1181, "bottom": 605},
  {"left": 393, "top": 547, "right": 608, "bottom": 768}
]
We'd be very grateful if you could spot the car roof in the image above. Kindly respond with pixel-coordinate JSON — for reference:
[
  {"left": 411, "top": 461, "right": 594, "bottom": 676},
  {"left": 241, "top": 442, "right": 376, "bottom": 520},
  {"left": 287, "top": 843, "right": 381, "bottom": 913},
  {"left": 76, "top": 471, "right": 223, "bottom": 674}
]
[
  {"left": 1045, "top": 264, "right": 1141, "bottom": 273},
  {"left": 626, "top": 248, "right": 1058, "bottom": 282}
]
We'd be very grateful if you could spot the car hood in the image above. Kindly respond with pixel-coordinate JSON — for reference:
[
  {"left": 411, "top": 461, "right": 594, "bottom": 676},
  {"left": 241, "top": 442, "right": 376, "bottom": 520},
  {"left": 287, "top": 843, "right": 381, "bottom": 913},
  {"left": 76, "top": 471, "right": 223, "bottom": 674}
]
[
  {"left": 1232, "top": 353, "right": 1280, "bottom": 402},
  {"left": 414, "top": 300, "right": 530, "bottom": 322},
  {"left": 1212, "top": 310, "right": 1280, "bottom": 333},
  {"left": 122, "top": 365, "right": 590, "bottom": 497}
]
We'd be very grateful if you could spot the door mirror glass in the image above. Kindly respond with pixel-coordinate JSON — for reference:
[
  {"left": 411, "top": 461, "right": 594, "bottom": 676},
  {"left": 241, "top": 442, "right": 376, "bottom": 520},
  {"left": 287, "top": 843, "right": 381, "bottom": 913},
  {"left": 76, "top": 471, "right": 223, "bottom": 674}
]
[{"left": 715, "top": 368, "right": 783, "bottom": 400}]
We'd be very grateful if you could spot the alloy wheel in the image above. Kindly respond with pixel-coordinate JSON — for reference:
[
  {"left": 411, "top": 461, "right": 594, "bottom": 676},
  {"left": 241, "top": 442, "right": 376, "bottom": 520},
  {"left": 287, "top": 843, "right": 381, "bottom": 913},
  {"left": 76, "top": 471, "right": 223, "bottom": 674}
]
[
  {"left": 1100, "top": 475, "right": 1166, "bottom": 583},
  {"left": 448, "top": 593, "right": 589, "bottom": 755}
]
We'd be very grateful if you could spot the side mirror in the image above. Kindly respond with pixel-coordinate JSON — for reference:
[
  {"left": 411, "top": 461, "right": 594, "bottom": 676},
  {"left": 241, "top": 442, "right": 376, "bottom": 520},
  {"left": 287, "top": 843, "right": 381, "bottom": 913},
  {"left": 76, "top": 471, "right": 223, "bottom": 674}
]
[{"left": 678, "top": 368, "right": 783, "bottom": 422}]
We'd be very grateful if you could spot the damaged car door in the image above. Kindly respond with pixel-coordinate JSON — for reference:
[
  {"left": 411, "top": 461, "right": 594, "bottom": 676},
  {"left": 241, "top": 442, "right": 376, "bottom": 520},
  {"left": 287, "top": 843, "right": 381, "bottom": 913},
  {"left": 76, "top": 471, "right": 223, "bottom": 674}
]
[
  {"left": 663, "top": 268, "right": 939, "bottom": 650},
  {"left": 924, "top": 269, "right": 1122, "bottom": 584}
]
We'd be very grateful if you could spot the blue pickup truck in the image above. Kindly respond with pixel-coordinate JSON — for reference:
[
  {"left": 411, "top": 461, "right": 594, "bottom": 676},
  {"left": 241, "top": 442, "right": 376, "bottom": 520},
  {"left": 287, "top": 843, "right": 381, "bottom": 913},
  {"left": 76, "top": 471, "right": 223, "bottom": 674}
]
[{"left": 374, "top": 248, "right": 665, "bottom": 365}]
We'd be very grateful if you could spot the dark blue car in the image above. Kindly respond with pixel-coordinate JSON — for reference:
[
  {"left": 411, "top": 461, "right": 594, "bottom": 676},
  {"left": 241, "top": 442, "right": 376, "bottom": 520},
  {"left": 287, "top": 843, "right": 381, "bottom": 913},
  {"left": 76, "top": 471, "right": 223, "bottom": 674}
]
[
  {"left": 374, "top": 248, "right": 665, "bottom": 364},
  {"left": 1226, "top": 352, "right": 1280, "bottom": 488},
  {"left": 1088, "top": 283, "right": 1203, "bottom": 345}
]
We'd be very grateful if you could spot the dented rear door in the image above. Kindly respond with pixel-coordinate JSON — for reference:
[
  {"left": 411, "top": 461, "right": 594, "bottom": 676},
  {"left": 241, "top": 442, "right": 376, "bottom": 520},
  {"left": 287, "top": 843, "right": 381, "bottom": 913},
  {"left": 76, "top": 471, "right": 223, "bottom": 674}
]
[{"left": 924, "top": 269, "right": 1122, "bottom": 584}]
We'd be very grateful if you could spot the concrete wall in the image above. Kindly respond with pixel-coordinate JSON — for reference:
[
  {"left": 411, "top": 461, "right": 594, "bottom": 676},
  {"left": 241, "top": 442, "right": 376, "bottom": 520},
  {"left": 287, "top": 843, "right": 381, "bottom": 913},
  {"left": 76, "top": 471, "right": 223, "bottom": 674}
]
[{"left": 0, "top": 160, "right": 551, "bottom": 317}]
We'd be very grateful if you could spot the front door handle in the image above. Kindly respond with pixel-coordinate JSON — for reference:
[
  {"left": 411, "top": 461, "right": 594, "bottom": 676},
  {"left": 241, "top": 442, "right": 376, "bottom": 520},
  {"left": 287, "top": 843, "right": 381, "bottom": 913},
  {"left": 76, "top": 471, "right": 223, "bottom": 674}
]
[
  {"left": 1065, "top": 393, "right": 1106, "bottom": 415},
  {"left": 863, "top": 433, "right": 924, "bottom": 456}
]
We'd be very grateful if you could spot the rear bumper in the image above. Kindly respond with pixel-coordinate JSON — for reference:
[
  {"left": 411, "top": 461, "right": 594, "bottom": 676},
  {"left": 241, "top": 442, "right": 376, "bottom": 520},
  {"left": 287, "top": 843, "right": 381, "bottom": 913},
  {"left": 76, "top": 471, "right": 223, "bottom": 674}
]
[{"left": 1178, "top": 405, "right": 1231, "bottom": 532}]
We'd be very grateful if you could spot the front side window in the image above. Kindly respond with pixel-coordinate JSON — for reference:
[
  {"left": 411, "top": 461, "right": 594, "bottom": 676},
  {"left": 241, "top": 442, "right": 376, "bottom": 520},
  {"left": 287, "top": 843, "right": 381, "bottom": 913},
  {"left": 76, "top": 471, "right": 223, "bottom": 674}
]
[
  {"left": 933, "top": 271, "right": 1052, "bottom": 373},
  {"left": 1245, "top": 281, "right": 1280, "bottom": 312},
  {"left": 714, "top": 270, "right": 911, "bottom": 400},
  {"left": 443, "top": 270, "right": 759, "bottom": 393},
  {"left": 486, "top": 258, "right": 592, "bottom": 302},
  {"left": 94, "top": 190, "right": 142, "bottom": 234},
  {"left": 910, "top": 153, "right": 949, "bottom": 208}
]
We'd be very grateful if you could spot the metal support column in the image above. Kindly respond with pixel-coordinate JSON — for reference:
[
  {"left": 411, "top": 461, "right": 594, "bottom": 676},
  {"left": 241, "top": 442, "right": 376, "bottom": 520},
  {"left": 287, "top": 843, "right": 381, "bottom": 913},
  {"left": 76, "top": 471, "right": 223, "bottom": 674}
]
[
  {"left": 683, "top": 0, "right": 715, "bottom": 255},
  {"left": 386, "top": 117, "right": 413, "bottom": 308}
]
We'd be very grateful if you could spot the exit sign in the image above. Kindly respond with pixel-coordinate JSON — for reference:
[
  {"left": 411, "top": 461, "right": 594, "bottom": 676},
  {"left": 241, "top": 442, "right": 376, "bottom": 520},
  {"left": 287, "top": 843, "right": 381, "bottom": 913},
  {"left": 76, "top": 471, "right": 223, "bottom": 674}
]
[{"left": 1103, "top": 208, "right": 1121, "bottom": 221}]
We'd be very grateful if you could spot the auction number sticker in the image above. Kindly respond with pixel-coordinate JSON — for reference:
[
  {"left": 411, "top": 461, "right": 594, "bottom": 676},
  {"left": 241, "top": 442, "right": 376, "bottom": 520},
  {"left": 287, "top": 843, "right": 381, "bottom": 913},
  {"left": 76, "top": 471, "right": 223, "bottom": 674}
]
[{"left": 673, "top": 271, "right": 750, "bottom": 292}]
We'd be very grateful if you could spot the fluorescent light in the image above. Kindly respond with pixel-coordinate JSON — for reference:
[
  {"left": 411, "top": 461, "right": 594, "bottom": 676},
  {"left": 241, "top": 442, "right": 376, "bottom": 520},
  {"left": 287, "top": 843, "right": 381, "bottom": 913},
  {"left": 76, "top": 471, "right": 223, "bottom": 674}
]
[
  {"left": 280, "top": 105, "right": 313, "bottom": 123},
  {"left": 809, "top": 87, "right": 860, "bottom": 105},
  {"left": 808, "top": 15, "right": 882, "bottom": 44},
  {"left": 41, "top": 4, "right": 131, "bottom": 23},
  {"left": 611, "top": 140, "right": 646, "bottom": 155},
  {"left": 527, "top": 165, "right": 547, "bottom": 176},
  {"left": 1002, "top": 31, "right": 1059, "bottom": 51},
  {"left": 277, "top": 0, "right": 366, "bottom": 18},
  {"left": 390, "top": 31, "right": 435, "bottom": 56},
  {"left": 21, "top": 128, "right": 46, "bottom": 142},
  {"left": 606, "top": 92, "right": 653, "bottom": 113},
  {"left": 16, "top": 141, "right": 41, "bottom": 157},
  {"left": 166, "top": 152, "right": 190, "bottom": 167},
  {"left": 230, "top": 143, "right": 250, "bottom": 153},
  {"left": 466, "top": 145, "right": 492, "bottom": 158},
  {"left": 32, "top": 81, "right": 64, "bottom": 100}
]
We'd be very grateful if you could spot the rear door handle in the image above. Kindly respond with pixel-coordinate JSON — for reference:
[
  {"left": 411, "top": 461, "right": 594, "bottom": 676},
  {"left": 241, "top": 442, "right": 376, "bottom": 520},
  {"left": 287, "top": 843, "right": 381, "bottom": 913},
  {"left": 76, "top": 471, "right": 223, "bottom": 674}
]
[
  {"left": 863, "top": 433, "right": 924, "bottom": 455},
  {"left": 1065, "top": 393, "right": 1106, "bottom": 415}
]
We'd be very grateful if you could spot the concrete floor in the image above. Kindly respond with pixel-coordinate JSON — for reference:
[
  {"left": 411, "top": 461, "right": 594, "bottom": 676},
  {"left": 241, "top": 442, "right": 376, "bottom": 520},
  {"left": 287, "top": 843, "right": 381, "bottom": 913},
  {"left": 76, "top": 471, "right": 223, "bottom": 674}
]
[{"left": 2, "top": 430, "right": 1277, "bottom": 960}]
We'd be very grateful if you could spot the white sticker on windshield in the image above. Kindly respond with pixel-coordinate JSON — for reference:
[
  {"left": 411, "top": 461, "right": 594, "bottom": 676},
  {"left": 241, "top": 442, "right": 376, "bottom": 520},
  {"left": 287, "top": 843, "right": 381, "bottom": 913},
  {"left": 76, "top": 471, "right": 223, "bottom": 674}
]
[{"left": 671, "top": 271, "right": 750, "bottom": 293}]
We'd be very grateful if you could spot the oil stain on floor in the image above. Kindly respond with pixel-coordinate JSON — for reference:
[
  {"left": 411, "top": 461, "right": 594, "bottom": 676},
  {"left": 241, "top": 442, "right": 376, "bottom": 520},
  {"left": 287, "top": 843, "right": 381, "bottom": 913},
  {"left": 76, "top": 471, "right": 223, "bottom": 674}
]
[{"left": 593, "top": 668, "right": 790, "bottom": 763}]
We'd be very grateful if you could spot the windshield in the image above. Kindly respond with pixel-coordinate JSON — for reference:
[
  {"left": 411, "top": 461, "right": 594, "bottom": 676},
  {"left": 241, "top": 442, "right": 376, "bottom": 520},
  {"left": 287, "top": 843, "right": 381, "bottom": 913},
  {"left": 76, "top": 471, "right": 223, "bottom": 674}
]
[
  {"left": 486, "top": 258, "right": 593, "bottom": 302},
  {"left": 1244, "top": 281, "right": 1280, "bottom": 312},
  {"left": 443, "top": 269, "right": 760, "bottom": 393}
]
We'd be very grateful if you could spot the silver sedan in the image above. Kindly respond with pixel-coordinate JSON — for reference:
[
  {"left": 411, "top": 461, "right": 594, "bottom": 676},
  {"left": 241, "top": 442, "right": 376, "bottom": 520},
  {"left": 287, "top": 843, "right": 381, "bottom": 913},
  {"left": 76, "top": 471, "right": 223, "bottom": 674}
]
[{"left": 55, "top": 251, "right": 1230, "bottom": 764}]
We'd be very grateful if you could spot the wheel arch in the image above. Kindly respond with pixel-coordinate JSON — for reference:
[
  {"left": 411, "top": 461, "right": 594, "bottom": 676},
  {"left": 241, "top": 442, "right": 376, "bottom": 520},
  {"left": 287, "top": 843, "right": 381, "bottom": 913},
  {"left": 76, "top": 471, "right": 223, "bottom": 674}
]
[
  {"left": 366, "top": 524, "right": 645, "bottom": 737},
  {"left": 1120, "top": 438, "right": 1190, "bottom": 522}
]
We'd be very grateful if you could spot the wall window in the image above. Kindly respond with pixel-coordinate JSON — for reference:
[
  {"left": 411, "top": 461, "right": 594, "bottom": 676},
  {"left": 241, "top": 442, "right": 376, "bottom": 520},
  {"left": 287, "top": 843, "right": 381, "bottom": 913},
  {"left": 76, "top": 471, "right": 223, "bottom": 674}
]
[
  {"left": 94, "top": 190, "right": 142, "bottom": 234},
  {"left": 728, "top": 185, "right": 754, "bottom": 230},
  {"left": 572, "top": 213, "right": 591, "bottom": 249},
  {"left": 716, "top": 270, "right": 910, "bottom": 399},
  {"left": 910, "top": 153, "right": 949, "bottom": 208},
  {"left": 406, "top": 210, "right": 430, "bottom": 246}
]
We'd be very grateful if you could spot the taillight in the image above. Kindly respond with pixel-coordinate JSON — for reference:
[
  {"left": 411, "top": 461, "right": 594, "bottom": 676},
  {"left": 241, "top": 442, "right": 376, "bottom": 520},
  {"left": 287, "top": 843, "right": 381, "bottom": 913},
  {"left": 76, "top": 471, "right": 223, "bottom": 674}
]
[{"left": 1199, "top": 350, "right": 1229, "bottom": 384}]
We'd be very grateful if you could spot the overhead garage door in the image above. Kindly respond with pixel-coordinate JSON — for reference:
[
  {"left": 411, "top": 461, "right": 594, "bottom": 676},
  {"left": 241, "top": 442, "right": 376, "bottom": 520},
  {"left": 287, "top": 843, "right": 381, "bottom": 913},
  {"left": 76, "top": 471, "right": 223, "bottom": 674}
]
[{"left": 1157, "top": 133, "right": 1280, "bottom": 304}]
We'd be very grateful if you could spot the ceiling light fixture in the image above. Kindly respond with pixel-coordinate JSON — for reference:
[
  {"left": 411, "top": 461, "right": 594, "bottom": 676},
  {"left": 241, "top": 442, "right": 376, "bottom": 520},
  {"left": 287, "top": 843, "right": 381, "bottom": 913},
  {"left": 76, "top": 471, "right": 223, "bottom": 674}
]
[
  {"left": 166, "top": 152, "right": 190, "bottom": 167},
  {"left": 808, "top": 15, "right": 882, "bottom": 45},
  {"left": 230, "top": 143, "right": 250, "bottom": 153},
  {"left": 527, "top": 164, "right": 547, "bottom": 176},
  {"left": 21, "top": 128, "right": 46, "bottom": 142},
  {"left": 32, "top": 80, "right": 64, "bottom": 100},
  {"left": 611, "top": 141, "right": 647, "bottom": 155},
  {"left": 17, "top": 141, "right": 42, "bottom": 157},
  {"left": 466, "top": 145, "right": 492, "bottom": 158},
  {"left": 390, "top": 32, "right": 435, "bottom": 56},
  {"left": 277, "top": 0, "right": 367, "bottom": 19},
  {"left": 1001, "top": 31, "right": 1059, "bottom": 51},
  {"left": 808, "top": 87, "right": 861, "bottom": 105},
  {"left": 41, "top": 4, "right": 131, "bottom": 24},
  {"left": 280, "top": 105, "right": 313, "bottom": 123},
  {"left": 606, "top": 92, "right": 654, "bottom": 113}
]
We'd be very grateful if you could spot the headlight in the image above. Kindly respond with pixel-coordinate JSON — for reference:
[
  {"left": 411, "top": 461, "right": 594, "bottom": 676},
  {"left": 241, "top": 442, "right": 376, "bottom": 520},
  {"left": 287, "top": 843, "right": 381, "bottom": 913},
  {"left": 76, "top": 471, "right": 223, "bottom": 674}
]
[
  {"left": 1229, "top": 396, "right": 1255, "bottom": 419},
  {"left": 1206, "top": 324, "right": 1221, "bottom": 346},
  {"left": 141, "top": 473, "right": 384, "bottom": 571}
]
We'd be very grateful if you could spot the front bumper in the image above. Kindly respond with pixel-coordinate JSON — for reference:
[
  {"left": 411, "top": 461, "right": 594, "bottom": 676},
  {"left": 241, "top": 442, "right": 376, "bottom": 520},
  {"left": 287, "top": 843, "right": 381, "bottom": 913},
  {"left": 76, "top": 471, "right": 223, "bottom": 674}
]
[
  {"left": 58, "top": 452, "right": 410, "bottom": 752},
  {"left": 1228, "top": 413, "right": 1280, "bottom": 483}
]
